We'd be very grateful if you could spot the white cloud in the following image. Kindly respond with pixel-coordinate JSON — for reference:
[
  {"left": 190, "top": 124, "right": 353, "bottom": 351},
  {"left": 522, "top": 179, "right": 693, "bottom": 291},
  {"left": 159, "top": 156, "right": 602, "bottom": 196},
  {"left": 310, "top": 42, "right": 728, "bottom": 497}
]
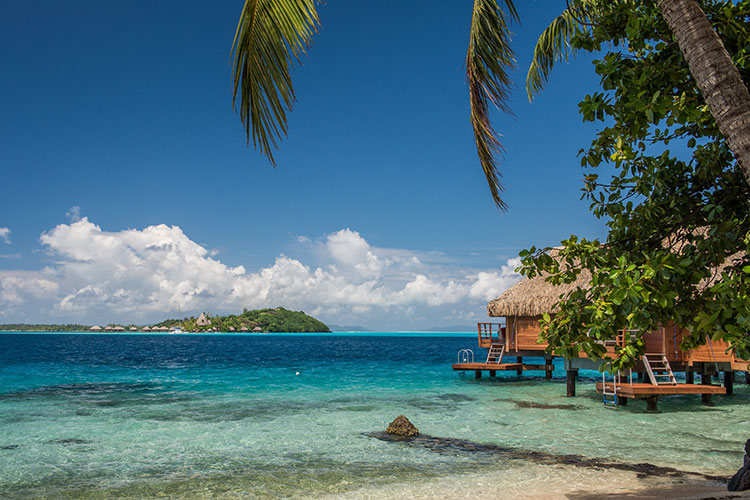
[
  {"left": 66, "top": 206, "right": 81, "bottom": 222},
  {"left": 0, "top": 227, "right": 10, "bottom": 244},
  {"left": 0, "top": 220, "right": 522, "bottom": 328}
]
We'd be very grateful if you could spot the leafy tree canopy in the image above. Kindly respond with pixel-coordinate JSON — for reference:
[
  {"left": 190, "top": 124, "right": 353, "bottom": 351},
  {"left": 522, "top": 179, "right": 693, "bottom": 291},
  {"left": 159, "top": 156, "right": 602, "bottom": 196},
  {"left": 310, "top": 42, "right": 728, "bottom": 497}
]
[{"left": 520, "top": 0, "right": 750, "bottom": 372}]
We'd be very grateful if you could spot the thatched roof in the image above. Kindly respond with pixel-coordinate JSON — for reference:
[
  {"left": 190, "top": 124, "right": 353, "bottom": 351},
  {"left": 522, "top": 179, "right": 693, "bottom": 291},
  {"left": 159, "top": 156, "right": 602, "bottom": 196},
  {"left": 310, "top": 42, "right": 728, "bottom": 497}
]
[
  {"left": 487, "top": 268, "right": 591, "bottom": 317},
  {"left": 196, "top": 313, "right": 211, "bottom": 326},
  {"left": 90, "top": 325, "right": 102, "bottom": 331},
  {"left": 252, "top": 326, "right": 262, "bottom": 332}
]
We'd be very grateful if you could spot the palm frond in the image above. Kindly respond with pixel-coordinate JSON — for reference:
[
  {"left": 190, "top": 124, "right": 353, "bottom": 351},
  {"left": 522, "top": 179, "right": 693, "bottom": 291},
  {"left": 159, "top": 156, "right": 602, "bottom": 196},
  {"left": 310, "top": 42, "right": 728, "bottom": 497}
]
[
  {"left": 526, "top": 0, "right": 598, "bottom": 100},
  {"left": 232, "top": 0, "right": 319, "bottom": 165},
  {"left": 466, "top": 0, "right": 519, "bottom": 211}
]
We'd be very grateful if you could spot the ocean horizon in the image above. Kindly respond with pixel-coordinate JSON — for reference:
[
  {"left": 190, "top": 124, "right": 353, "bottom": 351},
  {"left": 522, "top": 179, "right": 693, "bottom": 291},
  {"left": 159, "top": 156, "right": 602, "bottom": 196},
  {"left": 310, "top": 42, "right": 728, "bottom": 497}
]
[{"left": 0, "top": 333, "right": 746, "bottom": 499}]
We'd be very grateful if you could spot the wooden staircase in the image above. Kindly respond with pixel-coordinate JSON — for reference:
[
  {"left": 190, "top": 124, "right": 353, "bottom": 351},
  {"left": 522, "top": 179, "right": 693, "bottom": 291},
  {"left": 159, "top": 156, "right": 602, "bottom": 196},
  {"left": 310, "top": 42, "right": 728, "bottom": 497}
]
[
  {"left": 643, "top": 354, "right": 677, "bottom": 385},
  {"left": 485, "top": 343, "right": 505, "bottom": 364}
]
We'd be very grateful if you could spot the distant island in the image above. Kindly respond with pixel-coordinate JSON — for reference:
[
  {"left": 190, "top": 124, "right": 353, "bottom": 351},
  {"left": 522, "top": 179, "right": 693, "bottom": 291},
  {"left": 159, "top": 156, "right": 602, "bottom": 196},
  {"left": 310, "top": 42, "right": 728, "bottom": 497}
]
[
  {"left": 0, "top": 323, "right": 91, "bottom": 332},
  {"left": 154, "top": 307, "right": 330, "bottom": 333},
  {"left": 0, "top": 307, "right": 331, "bottom": 334},
  {"left": 326, "top": 324, "right": 371, "bottom": 332}
]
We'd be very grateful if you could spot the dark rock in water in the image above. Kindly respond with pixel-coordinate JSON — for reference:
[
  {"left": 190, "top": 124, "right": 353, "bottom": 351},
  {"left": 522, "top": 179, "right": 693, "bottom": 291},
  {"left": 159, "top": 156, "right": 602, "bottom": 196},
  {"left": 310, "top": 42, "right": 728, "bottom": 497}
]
[
  {"left": 386, "top": 415, "right": 419, "bottom": 437},
  {"left": 728, "top": 439, "right": 750, "bottom": 491}
]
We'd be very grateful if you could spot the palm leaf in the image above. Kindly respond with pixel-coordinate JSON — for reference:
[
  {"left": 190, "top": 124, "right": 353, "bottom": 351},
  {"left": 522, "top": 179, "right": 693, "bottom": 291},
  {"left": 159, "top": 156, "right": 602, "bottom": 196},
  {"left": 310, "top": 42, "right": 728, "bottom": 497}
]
[
  {"left": 466, "top": 0, "right": 519, "bottom": 211},
  {"left": 526, "top": 0, "right": 608, "bottom": 100},
  {"left": 232, "top": 0, "right": 319, "bottom": 165}
]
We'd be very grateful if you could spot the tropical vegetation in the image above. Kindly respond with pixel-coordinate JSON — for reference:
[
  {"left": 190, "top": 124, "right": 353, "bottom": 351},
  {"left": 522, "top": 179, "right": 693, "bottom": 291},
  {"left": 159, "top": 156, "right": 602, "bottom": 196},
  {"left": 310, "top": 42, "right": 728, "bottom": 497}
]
[{"left": 520, "top": 0, "right": 750, "bottom": 370}]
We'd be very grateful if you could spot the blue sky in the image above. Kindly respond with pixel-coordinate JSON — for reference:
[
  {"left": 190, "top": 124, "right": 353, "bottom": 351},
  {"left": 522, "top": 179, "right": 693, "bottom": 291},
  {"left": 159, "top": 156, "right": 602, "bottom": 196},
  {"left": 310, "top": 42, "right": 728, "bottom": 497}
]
[{"left": 0, "top": 1, "right": 609, "bottom": 329}]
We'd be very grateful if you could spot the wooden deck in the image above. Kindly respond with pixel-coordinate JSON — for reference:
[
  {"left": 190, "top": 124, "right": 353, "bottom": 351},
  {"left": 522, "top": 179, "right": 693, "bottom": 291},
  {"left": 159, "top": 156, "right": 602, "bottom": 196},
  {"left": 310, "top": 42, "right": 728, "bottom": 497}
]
[
  {"left": 596, "top": 382, "right": 726, "bottom": 398},
  {"left": 452, "top": 363, "right": 552, "bottom": 372}
]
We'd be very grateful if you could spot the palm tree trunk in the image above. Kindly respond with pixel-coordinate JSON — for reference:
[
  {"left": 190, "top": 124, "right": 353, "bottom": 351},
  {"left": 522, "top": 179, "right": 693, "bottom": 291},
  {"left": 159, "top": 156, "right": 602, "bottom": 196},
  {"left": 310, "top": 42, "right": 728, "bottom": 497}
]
[{"left": 655, "top": 0, "right": 750, "bottom": 183}]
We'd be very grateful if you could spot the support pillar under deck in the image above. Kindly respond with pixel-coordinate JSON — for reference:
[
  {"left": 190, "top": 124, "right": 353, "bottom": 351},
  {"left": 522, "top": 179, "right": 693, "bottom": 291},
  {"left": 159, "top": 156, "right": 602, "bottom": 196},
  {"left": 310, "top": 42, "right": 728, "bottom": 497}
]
[
  {"left": 566, "top": 369, "right": 578, "bottom": 397},
  {"left": 516, "top": 357, "right": 523, "bottom": 376},
  {"left": 724, "top": 371, "right": 734, "bottom": 395},
  {"left": 686, "top": 370, "right": 694, "bottom": 385},
  {"left": 646, "top": 396, "right": 658, "bottom": 412},
  {"left": 545, "top": 358, "right": 553, "bottom": 380}
]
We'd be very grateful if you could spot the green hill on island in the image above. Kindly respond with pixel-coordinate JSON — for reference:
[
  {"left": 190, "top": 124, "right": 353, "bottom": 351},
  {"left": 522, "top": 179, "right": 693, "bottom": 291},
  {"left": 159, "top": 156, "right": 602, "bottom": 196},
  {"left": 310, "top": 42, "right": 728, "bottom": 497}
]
[{"left": 154, "top": 307, "right": 330, "bottom": 333}]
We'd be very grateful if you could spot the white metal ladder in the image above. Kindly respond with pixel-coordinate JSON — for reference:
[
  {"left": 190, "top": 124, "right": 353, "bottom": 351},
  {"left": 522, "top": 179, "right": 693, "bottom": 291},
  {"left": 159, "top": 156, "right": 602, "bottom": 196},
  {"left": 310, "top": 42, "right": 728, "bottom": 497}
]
[
  {"left": 602, "top": 372, "right": 619, "bottom": 408},
  {"left": 485, "top": 343, "right": 505, "bottom": 364},
  {"left": 643, "top": 354, "right": 677, "bottom": 385}
]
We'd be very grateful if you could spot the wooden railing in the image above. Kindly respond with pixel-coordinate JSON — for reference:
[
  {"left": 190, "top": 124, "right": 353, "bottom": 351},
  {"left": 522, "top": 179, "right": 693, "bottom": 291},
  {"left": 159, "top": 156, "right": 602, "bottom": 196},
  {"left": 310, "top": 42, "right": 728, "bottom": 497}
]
[{"left": 478, "top": 322, "right": 505, "bottom": 348}]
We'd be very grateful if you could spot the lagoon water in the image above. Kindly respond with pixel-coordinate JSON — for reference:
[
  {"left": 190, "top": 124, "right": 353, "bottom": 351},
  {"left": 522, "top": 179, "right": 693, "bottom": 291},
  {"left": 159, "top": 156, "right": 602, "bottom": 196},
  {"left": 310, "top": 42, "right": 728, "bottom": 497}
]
[{"left": 0, "top": 332, "right": 748, "bottom": 499}]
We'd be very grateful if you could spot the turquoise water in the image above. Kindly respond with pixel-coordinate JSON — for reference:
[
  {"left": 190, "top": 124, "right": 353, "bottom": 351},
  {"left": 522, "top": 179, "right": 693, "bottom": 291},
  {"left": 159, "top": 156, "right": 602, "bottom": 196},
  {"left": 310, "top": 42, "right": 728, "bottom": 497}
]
[{"left": 0, "top": 333, "right": 747, "bottom": 499}]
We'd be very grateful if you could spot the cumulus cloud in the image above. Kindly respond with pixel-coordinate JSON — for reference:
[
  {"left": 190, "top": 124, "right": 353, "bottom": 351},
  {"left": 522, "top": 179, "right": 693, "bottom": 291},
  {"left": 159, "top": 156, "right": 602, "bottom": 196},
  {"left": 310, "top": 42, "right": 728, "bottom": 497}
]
[
  {"left": 0, "top": 219, "right": 522, "bottom": 327},
  {"left": 0, "top": 227, "right": 10, "bottom": 244}
]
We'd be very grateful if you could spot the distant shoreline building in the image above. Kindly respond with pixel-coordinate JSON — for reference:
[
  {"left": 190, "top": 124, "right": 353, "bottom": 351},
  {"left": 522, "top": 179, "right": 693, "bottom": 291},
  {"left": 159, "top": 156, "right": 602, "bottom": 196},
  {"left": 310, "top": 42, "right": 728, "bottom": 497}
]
[{"left": 196, "top": 313, "right": 211, "bottom": 327}]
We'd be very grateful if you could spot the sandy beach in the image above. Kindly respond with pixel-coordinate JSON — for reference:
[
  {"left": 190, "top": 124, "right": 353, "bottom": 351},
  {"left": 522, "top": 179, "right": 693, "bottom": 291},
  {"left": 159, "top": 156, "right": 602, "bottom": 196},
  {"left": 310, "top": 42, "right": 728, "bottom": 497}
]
[{"left": 318, "top": 466, "right": 750, "bottom": 500}]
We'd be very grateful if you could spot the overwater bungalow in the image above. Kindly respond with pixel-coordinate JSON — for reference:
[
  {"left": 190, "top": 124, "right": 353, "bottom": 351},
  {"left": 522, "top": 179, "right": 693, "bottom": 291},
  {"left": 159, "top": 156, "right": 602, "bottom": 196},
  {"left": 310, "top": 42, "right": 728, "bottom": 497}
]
[
  {"left": 89, "top": 325, "right": 102, "bottom": 332},
  {"left": 454, "top": 260, "right": 748, "bottom": 410}
]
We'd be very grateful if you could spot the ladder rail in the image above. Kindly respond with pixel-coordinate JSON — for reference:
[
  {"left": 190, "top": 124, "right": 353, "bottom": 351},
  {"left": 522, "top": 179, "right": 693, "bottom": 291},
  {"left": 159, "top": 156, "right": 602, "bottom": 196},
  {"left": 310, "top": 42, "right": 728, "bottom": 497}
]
[
  {"left": 602, "top": 371, "right": 620, "bottom": 407},
  {"left": 643, "top": 353, "right": 678, "bottom": 385},
  {"left": 457, "top": 349, "right": 474, "bottom": 364},
  {"left": 485, "top": 343, "right": 505, "bottom": 364}
]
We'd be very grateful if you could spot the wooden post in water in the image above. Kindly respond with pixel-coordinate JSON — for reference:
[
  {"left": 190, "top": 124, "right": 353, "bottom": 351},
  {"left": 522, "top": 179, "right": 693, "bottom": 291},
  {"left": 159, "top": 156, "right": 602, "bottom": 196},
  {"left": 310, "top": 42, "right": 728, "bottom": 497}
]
[
  {"left": 489, "top": 370, "right": 496, "bottom": 377},
  {"left": 516, "top": 357, "right": 523, "bottom": 376},
  {"left": 475, "top": 370, "right": 482, "bottom": 380},
  {"left": 545, "top": 358, "right": 553, "bottom": 380},
  {"left": 686, "top": 369, "right": 694, "bottom": 384},
  {"left": 746, "top": 371, "right": 750, "bottom": 385},
  {"left": 566, "top": 369, "right": 578, "bottom": 397},
  {"left": 617, "top": 396, "right": 628, "bottom": 406},
  {"left": 724, "top": 371, "right": 734, "bottom": 395},
  {"left": 646, "top": 396, "right": 658, "bottom": 412}
]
